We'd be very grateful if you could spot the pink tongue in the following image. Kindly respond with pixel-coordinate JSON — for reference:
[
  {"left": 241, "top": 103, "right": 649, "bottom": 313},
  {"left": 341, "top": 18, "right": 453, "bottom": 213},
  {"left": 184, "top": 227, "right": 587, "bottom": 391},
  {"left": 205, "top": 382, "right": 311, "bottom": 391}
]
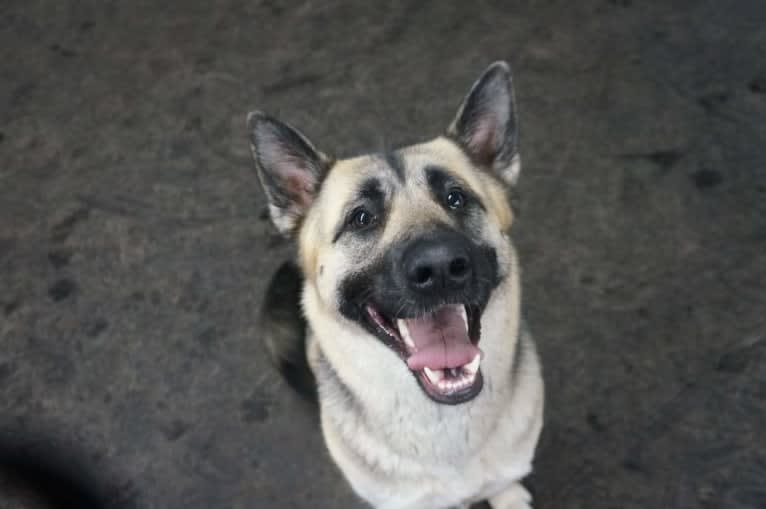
[{"left": 405, "top": 306, "right": 481, "bottom": 370}]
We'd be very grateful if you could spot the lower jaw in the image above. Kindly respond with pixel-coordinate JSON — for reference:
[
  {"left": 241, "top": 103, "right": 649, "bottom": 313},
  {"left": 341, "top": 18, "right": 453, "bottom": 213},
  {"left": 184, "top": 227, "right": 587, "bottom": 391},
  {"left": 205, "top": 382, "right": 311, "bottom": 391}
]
[{"left": 415, "top": 369, "right": 484, "bottom": 405}]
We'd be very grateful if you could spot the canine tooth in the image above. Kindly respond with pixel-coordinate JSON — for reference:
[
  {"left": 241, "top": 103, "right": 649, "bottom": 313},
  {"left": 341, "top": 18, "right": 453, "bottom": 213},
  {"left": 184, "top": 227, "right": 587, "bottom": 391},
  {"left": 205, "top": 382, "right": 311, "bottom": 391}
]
[
  {"left": 397, "top": 319, "right": 415, "bottom": 349},
  {"left": 459, "top": 306, "right": 469, "bottom": 332},
  {"left": 424, "top": 367, "right": 444, "bottom": 383},
  {"left": 464, "top": 353, "right": 481, "bottom": 375}
]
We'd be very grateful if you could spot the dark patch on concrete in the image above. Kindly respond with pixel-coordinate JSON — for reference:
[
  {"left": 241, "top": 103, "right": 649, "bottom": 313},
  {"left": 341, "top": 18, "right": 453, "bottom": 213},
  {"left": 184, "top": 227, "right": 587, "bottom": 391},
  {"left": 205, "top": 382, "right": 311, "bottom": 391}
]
[
  {"left": 70, "top": 146, "right": 88, "bottom": 159},
  {"left": 645, "top": 150, "right": 683, "bottom": 170},
  {"left": 240, "top": 392, "right": 273, "bottom": 423},
  {"left": 262, "top": 0, "right": 284, "bottom": 16},
  {"left": 160, "top": 419, "right": 191, "bottom": 442},
  {"left": 622, "top": 454, "right": 646, "bottom": 474},
  {"left": 748, "top": 74, "right": 766, "bottom": 94},
  {"left": 48, "top": 279, "right": 77, "bottom": 301},
  {"left": 0, "top": 132, "right": 4, "bottom": 143},
  {"left": 586, "top": 412, "right": 607, "bottom": 433},
  {"left": 716, "top": 350, "right": 750, "bottom": 374},
  {"left": 3, "top": 299, "right": 20, "bottom": 316},
  {"left": 267, "top": 233, "right": 287, "bottom": 249},
  {"left": 85, "top": 318, "right": 109, "bottom": 337},
  {"left": 262, "top": 73, "right": 322, "bottom": 95},
  {"left": 376, "top": 0, "right": 425, "bottom": 45},
  {"left": 49, "top": 43, "right": 77, "bottom": 57},
  {"left": 196, "top": 326, "right": 217, "bottom": 348},
  {"left": 607, "top": 0, "right": 632, "bottom": 6},
  {"left": 621, "top": 150, "right": 683, "bottom": 173},
  {"left": 698, "top": 91, "right": 730, "bottom": 112},
  {"left": 42, "top": 354, "right": 75, "bottom": 386},
  {"left": 51, "top": 207, "right": 90, "bottom": 243},
  {"left": 259, "top": 206, "right": 270, "bottom": 221},
  {"left": 48, "top": 249, "right": 72, "bottom": 269},
  {"left": 0, "top": 362, "right": 15, "bottom": 382},
  {"left": 691, "top": 168, "right": 723, "bottom": 189},
  {"left": 184, "top": 116, "right": 202, "bottom": 132},
  {"left": 79, "top": 20, "right": 95, "bottom": 32},
  {"left": 178, "top": 272, "right": 210, "bottom": 313},
  {"left": 11, "top": 81, "right": 36, "bottom": 105},
  {"left": 168, "top": 137, "right": 193, "bottom": 160}
]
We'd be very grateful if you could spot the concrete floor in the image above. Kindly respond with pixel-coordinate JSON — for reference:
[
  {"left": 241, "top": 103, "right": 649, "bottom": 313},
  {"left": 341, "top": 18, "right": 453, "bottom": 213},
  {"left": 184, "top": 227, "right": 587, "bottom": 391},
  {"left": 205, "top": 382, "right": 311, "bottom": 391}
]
[{"left": 2, "top": 1, "right": 765, "bottom": 508}]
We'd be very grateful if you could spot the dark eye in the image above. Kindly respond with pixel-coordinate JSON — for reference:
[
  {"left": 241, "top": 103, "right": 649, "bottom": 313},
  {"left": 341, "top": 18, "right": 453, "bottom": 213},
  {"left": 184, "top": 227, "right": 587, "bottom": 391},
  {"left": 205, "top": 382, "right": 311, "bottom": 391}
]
[
  {"left": 351, "top": 208, "right": 375, "bottom": 229},
  {"left": 446, "top": 189, "right": 466, "bottom": 210}
]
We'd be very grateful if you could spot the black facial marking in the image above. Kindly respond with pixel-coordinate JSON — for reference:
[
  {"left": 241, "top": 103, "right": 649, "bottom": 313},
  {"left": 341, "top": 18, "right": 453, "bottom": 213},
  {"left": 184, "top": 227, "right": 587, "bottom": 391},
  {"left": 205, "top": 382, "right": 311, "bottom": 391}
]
[
  {"left": 339, "top": 226, "right": 501, "bottom": 322},
  {"left": 359, "top": 177, "right": 384, "bottom": 203},
  {"left": 332, "top": 177, "right": 386, "bottom": 243},
  {"left": 425, "top": 165, "right": 486, "bottom": 213},
  {"left": 383, "top": 151, "right": 406, "bottom": 182}
]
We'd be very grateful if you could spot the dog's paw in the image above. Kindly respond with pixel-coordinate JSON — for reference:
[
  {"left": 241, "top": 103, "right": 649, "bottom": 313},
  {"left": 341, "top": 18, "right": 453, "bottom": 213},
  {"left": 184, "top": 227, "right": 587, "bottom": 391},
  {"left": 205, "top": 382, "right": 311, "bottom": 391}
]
[{"left": 488, "top": 482, "right": 532, "bottom": 509}]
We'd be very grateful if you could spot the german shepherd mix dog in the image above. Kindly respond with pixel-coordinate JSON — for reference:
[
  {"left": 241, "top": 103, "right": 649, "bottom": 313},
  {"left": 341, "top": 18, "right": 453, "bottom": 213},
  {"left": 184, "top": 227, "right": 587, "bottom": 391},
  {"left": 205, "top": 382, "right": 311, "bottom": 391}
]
[{"left": 248, "top": 62, "right": 544, "bottom": 509}]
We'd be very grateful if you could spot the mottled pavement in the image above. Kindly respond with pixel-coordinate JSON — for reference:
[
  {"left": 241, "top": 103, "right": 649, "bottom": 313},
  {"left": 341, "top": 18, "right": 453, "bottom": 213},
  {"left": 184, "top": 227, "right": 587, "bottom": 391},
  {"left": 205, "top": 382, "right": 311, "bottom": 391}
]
[{"left": 1, "top": 1, "right": 765, "bottom": 508}]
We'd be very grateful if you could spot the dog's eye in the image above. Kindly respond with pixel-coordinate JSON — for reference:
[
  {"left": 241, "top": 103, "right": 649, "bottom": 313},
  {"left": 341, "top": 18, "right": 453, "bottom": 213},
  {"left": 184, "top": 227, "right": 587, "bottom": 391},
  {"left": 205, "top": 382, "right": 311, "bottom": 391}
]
[
  {"left": 351, "top": 208, "right": 375, "bottom": 229},
  {"left": 446, "top": 189, "right": 466, "bottom": 210}
]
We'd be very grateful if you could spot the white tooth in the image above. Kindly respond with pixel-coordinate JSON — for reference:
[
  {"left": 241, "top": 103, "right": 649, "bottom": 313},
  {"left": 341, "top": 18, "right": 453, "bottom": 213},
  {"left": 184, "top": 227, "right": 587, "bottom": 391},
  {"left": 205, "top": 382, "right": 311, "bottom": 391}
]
[
  {"left": 423, "top": 367, "right": 443, "bottom": 383},
  {"left": 397, "top": 319, "right": 415, "bottom": 349},
  {"left": 464, "top": 353, "right": 481, "bottom": 375},
  {"left": 459, "top": 306, "right": 468, "bottom": 332}
]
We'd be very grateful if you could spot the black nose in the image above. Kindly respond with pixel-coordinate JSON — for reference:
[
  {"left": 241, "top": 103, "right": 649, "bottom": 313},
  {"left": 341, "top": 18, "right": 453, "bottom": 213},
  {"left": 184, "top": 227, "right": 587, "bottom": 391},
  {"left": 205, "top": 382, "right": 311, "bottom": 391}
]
[{"left": 403, "top": 238, "right": 473, "bottom": 293}]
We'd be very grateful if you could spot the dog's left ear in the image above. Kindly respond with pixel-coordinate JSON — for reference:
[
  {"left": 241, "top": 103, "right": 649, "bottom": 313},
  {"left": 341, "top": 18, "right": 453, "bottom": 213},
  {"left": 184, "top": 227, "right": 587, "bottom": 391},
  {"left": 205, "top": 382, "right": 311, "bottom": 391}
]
[
  {"left": 247, "top": 111, "right": 331, "bottom": 236},
  {"left": 447, "top": 61, "right": 520, "bottom": 186}
]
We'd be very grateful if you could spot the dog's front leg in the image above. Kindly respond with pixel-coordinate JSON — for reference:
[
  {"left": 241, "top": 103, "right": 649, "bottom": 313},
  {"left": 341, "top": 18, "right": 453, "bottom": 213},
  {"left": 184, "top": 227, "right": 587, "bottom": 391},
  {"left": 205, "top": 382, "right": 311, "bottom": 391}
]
[{"left": 488, "top": 482, "right": 532, "bottom": 509}]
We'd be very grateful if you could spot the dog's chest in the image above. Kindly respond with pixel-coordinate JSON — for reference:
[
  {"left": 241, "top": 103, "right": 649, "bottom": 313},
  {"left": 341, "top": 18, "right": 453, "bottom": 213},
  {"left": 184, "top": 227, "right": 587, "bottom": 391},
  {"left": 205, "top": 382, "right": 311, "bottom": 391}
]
[
  {"left": 323, "top": 416, "right": 530, "bottom": 509},
  {"left": 316, "top": 382, "right": 530, "bottom": 509}
]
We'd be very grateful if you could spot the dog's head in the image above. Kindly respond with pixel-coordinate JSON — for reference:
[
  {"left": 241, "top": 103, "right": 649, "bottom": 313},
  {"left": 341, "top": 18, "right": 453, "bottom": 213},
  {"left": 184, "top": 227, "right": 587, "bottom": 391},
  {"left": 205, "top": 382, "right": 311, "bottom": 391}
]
[{"left": 249, "top": 62, "right": 521, "bottom": 405}]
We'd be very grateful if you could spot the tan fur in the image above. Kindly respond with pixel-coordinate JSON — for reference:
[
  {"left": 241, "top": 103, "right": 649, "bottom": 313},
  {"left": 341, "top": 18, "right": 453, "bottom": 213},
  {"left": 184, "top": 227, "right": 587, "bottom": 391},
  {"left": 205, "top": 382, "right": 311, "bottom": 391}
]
[
  {"left": 299, "top": 138, "right": 515, "bottom": 280},
  {"left": 253, "top": 61, "right": 543, "bottom": 509},
  {"left": 294, "top": 138, "right": 542, "bottom": 509}
]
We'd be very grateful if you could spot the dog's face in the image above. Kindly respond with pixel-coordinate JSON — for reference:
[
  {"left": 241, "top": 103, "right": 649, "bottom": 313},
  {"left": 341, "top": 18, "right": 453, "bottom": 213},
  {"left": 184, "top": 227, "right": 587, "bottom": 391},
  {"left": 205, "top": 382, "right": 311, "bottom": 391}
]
[{"left": 249, "top": 62, "right": 521, "bottom": 405}]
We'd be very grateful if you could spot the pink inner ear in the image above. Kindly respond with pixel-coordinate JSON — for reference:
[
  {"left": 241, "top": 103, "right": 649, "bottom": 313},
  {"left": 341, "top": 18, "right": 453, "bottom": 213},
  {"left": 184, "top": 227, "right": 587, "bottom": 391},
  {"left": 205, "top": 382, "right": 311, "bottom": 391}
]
[
  {"left": 282, "top": 166, "right": 315, "bottom": 208},
  {"left": 469, "top": 114, "right": 499, "bottom": 163}
]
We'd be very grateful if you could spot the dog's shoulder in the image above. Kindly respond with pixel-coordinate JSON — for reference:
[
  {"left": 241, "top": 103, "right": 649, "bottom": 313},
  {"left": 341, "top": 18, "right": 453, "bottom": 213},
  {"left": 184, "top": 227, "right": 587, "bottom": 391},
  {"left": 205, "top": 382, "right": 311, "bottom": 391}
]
[{"left": 260, "top": 259, "right": 318, "bottom": 405}]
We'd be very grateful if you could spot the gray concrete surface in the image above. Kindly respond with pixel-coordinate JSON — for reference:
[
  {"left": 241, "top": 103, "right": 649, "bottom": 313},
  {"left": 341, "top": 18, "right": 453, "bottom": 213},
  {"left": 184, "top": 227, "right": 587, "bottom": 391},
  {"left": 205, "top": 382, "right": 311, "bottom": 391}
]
[{"left": 2, "top": 1, "right": 765, "bottom": 508}]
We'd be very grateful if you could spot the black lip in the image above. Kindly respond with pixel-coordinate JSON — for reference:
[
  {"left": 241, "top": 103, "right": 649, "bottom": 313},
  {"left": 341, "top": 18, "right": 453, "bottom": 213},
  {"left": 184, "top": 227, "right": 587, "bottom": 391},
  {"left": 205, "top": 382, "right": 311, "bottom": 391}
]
[{"left": 360, "top": 307, "right": 409, "bottom": 359}]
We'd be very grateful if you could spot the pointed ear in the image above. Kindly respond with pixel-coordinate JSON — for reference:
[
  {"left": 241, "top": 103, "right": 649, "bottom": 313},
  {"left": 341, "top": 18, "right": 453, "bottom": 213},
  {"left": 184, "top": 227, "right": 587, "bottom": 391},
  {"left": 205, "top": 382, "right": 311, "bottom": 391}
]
[
  {"left": 247, "top": 111, "right": 331, "bottom": 236},
  {"left": 447, "top": 61, "right": 521, "bottom": 186}
]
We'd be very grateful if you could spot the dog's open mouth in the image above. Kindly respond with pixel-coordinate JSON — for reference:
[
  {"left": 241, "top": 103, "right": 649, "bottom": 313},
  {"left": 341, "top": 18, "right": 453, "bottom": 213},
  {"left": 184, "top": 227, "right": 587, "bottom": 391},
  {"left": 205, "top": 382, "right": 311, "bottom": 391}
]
[{"left": 364, "top": 303, "right": 484, "bottom": 404}]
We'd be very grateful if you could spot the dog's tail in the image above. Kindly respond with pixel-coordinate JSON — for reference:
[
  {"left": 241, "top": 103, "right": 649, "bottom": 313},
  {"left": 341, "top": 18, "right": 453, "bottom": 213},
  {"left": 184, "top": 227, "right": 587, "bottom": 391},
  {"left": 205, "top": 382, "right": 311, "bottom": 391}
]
[{"left": 260, "top": 260, "right": 318, "bottom": 405}]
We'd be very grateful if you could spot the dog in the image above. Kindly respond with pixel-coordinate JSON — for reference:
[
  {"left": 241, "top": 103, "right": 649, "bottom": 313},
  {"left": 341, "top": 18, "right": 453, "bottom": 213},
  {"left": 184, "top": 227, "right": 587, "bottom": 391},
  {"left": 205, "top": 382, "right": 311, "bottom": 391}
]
[{"left": 248, "top": 61, "right": 544, "bottom": 509}]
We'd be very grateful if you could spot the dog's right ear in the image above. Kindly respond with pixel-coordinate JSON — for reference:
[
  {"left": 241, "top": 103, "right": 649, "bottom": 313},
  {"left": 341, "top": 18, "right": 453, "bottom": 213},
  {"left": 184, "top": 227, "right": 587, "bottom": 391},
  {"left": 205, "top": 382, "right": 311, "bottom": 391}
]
[{"left": 247, "top": 111, "right": 331, "bottom": 236}]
